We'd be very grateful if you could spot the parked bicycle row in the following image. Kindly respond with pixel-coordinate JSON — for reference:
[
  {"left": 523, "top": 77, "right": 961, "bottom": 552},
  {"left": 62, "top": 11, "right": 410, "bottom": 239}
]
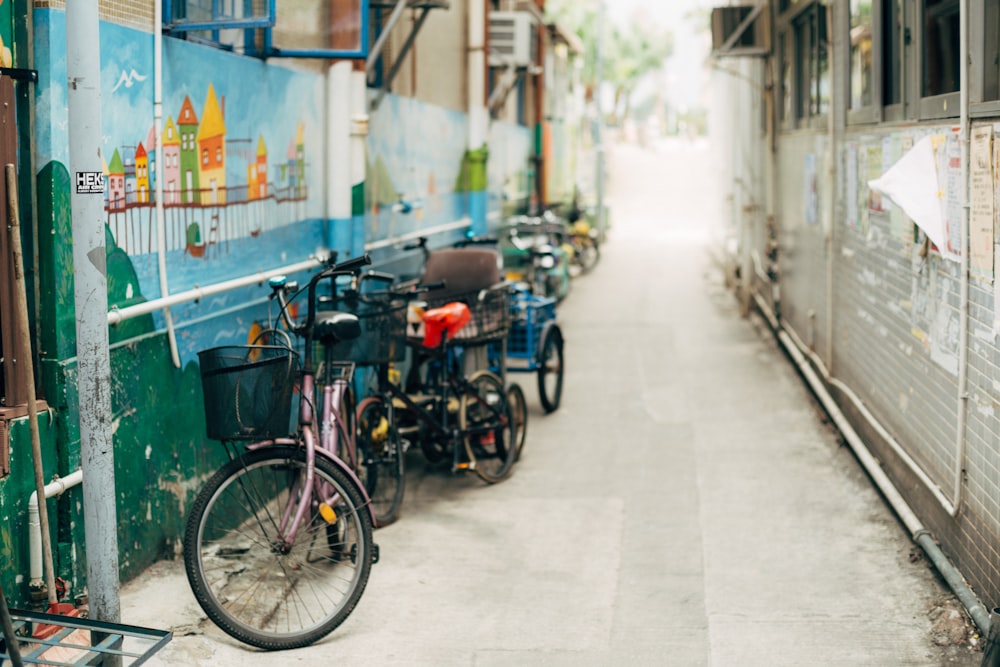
[{"left": 180, "top": 208, "right": 598, "bottom": 651}]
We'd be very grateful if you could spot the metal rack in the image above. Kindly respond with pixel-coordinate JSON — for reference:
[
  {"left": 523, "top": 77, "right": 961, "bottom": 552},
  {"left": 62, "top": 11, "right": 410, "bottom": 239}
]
[{"left": 1, "top": 601, "right": 171, "bottom": 666}]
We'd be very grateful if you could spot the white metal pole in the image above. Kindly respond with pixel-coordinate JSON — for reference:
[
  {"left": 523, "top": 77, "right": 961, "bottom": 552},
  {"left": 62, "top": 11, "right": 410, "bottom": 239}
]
[
  {"left": 328, "top": 61, "right": 352, "bottom": 254},
  {"left": 66, "top": 0, "right": 121, "bottom": 624},
  {"left": 350, "top": 68, "right": 368, "bottom": 255},
  {"left": 469, "top": 0, "right": 487, "bottom": 151}
]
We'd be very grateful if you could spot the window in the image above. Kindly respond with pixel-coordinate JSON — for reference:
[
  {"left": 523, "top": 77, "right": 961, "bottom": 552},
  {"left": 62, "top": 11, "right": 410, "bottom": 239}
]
[
  {"left": 882, "top": 0, "right": 903, "bottom": 107},
  {"left": 793, "top": 4, "right": 829, "bottom": 122},
  {"left": 922, "top": 0, "right": 959, "bottom": 96},
  {"left": 981, "top": 0, "right": 1000, "bottom": 101},
  {"left": 850, "top": 0, "right": 873, "bottom": 110},
  {"left": 779, "top": 33, "right": 792, "bottom": 125},
  {"left": 163, "top": 0, "right": 369, "bottom": 60},
  {"left": 919, "top": 0, "right": 959, "bottom": 116},
  {"left": 775, "top": 0, "right": 829, "bottom": 129}
]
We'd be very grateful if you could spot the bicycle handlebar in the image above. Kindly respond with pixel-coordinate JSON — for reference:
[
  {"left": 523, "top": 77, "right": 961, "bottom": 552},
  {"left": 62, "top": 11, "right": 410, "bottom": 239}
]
[{"left": 270, "top": 253, "right": 372, "bottom": 335}]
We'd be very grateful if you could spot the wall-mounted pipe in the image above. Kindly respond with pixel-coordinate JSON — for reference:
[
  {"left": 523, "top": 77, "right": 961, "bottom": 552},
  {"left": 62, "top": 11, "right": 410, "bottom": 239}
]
[
  {"left": 106, "top": 257, "right": 322, "bottom": 326},
  {"left": 753, "top": 292, "right": 990, "bottom": 635},
  {"left": 153, "top": 0, "right": 180, "bottom": 368},
  {"left": 951, "top": 0, "right": 971, "bottom": 518},
  {"left": 28, "top": 470, "right": 84, "bottom": 588}
]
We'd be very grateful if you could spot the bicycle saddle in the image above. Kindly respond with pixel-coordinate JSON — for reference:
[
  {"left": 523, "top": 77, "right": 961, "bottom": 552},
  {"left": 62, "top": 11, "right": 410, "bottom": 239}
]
[
  {"left": 314, "top": 311, "right": 361, "bottom": 345},
  {"left": 422, "top": 302, "right": 471, "bottom": 348}
]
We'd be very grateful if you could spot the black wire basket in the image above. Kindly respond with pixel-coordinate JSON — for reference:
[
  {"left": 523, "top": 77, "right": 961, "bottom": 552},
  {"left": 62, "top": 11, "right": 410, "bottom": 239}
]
[
  {"left": 335, "top": 297, "right": 408, "bottom": 366},
  {"left": 198, "top": 345, "right": 299, "bottom": 441},
  {"left": 418, "top": 284, "right": 511, "bottom": 345}
]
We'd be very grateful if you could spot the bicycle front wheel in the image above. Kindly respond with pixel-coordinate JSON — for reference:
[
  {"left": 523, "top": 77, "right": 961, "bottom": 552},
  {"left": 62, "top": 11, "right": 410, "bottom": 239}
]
[
  {"left": 460, "top": 370, "right": 516, "bottom": 483},
  {"left": 183, "top": 445, "right": 374, "bottom": 650},
  {"left": 356, "top": 396, "right": 405, "bottom": 527}
]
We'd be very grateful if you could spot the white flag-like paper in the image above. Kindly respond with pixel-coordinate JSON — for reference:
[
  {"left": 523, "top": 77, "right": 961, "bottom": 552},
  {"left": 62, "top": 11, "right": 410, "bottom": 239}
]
[{"left": 867, "top": 136, "right": 945, "bottom": 252}]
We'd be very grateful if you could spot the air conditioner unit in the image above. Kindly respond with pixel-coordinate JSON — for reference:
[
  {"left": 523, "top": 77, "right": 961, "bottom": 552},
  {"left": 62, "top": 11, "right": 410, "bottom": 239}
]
[
  {"left": 711, "top": 4, "right": 768, "bottom": 57},
  {"left": 489, "top": 11, "right": 536, "bottom": 68}
]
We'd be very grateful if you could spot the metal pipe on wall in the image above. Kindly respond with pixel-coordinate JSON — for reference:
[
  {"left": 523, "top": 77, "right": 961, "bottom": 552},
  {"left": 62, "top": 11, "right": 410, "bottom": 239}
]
[
  {"left": 951, "top": 0, "right": 971, "bottom": 518},
  {"left": 753, "top": 293, "right": 990, "bottom": 635},
  {"left": 65, "top": 0, "right": 122, "bottom": 624},
  {"left": 153, "top": 0, "right": 180, "bottom": 368}
]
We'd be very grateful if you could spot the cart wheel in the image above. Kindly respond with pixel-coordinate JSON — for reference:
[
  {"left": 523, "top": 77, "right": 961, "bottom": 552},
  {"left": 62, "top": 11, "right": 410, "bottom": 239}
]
[
  {"left": 537, "top": 324, "right": 564, "bottom": 413},
  {"left": 507, "top": 382, "right": 528, "bottom": 460}
]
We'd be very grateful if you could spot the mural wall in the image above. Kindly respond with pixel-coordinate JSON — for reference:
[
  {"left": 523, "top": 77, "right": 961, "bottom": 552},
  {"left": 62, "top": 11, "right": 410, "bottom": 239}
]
[{"left": 0, "top": 6, "right": 541, "bottom": 607}]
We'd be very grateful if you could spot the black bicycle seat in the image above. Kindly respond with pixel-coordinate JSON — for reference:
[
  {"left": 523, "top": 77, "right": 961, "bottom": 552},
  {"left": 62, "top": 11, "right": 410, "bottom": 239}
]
[{"left": 314, "top": 311, "right": 361, "bottom": 345}]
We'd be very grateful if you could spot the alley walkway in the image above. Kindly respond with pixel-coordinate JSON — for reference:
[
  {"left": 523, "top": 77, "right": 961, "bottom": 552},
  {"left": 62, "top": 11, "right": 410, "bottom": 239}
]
[{"left": 121, "top": 138, "right": 981, "bottom": 666}]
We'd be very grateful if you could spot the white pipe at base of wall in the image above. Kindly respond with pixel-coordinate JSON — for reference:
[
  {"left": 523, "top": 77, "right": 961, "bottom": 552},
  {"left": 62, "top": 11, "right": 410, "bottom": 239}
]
[
  {"left": 28, "top": 470, "right": 84, "bottom": 586},
  {"left": 753, "top": 293, "right": 989, "bottom": 634}
]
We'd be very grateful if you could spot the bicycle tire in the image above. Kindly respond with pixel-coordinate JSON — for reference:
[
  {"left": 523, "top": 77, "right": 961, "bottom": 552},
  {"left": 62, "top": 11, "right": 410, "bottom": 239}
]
[
  {"left": 183, "top": 445, "right": 374, "bottom": 650},
  {"left": 537, "top": 325, "right": 564, "bottom": 413},
  {"left": 356, "top": 396, "right": 405, "bottom": 527},
  {"left": 460, "top": 370, "right": 516, "bottom": 483},
  {"left": 507, "top": 382, "right": 528, "bottom": 461}
]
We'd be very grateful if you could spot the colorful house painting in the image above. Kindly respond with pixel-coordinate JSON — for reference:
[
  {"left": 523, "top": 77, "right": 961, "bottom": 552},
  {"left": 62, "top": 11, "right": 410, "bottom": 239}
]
[
  {"left": 248, "top": 135, "right": 267, "bottom": 200},
  {"left": 135, "top": 141, "right": 149, "bottom": 202},
  {"left": 177, "top": 95, "right": 200, "bottom": 204},
  {"left": 144, "top": 126, "right": 157, "bottom": 193},
  {"left": 107, "top": 148, "right": 125, "bottom": 210},
  {"left": 197, "top": 83, "right": 226, "bottom": 205},
  {"left": 123, "top": 147, "right": 136, "bottom": 205},
  {"left": 162, "top": 116, "right": 181, "bottom": 204},
  {"left": 295, "top": 122, "right": 305, "bottom": 198}
]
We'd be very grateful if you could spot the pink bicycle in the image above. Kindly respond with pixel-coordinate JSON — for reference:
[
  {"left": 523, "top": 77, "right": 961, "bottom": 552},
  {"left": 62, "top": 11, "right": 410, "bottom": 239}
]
[{"left": 183, "top": 253, "right": 377, "bottom": 651}]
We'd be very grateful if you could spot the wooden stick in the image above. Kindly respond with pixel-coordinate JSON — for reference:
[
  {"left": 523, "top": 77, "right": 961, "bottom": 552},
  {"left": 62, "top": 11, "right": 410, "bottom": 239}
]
[{"left": 6, "top": 163, "right": 57, "bottom": 606}]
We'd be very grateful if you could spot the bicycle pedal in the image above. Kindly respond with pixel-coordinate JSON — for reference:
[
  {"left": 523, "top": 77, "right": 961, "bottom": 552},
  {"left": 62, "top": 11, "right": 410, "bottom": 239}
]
[
  {"left": 454, "top": 461, "right": 473, "bottom": 471},
  {"left": 318, "top": 502, "right": 338, "bottom": 524}
]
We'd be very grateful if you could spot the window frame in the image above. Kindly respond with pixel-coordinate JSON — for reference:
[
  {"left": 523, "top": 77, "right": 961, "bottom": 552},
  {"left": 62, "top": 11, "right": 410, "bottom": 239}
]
[
  {"left": 775, "top": 0, "right": 830, "bottom": 131},
  {"left": 917, "top": 0, "right": 961, "bottom": 119},
  {"left": 971, "top": 0, "right": 1000, "bottom": 115},
  {"left": 847, "top": 0, "right": 882, "bottom": 124},
  {"left": 162, "top": 0, "right": 371, "bottom": 60}
]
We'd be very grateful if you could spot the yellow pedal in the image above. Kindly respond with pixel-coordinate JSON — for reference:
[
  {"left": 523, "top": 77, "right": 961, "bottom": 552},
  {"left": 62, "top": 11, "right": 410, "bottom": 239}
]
[
  {"left": 454, "top": 462, "right": 471, "bottom": 470},
  {"left": 318, "top": 503, "right": 337, "bottom": 524}
]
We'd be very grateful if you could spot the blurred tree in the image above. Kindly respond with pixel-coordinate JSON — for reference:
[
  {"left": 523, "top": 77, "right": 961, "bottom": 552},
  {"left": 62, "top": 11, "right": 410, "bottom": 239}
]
[{"left": 546, "top": 0, "right": 673, "bottom": 125}]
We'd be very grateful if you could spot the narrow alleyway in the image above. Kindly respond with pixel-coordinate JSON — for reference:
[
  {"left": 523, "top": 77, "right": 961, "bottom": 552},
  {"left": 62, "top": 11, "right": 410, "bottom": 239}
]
[{"left": 121, "top": 138, "right": 981, "bottom": 666}]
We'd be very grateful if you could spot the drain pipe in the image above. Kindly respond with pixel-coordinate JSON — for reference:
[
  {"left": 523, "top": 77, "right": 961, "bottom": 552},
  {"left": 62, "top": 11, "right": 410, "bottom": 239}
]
[
  {"left": 951, "top": 0, "right": 971, "bottom": 518},
  {"left": 752, "top": 292, "right": 990, "bottom": 634},
  {"left": 28, "top": 470, "right": 84, "bottom": 589}
]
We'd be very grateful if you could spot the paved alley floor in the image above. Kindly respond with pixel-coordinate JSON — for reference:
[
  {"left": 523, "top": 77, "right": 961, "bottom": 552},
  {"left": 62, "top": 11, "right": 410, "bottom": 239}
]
[{"left": 120, "top": 138, "right": 983, "bottom": 666}]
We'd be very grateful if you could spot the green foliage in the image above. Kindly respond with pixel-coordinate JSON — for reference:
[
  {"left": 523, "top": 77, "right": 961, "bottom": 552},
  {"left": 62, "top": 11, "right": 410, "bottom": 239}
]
[{"left": 545, "top": 0, "right": 674, "bottom": 124}]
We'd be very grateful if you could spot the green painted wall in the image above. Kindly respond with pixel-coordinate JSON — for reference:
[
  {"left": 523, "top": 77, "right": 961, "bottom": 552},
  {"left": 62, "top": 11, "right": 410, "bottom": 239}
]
[{"left": 0, "top": 159, "right": 227, "bottom": 609}]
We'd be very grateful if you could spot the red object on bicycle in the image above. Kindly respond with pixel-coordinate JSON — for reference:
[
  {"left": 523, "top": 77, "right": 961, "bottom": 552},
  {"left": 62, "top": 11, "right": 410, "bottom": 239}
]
[{"left": 422, "top": 302, "right": 471, "bottom": 348}]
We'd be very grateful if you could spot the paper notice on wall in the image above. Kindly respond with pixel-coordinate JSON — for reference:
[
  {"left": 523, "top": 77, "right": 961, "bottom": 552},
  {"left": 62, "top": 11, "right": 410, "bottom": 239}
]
[
  {"left": 845, "top": 143, "right": 859, "bottom": 229},
  {"left": 969, "top": 126, "right": 994, "bottom": 279},
  {"left": 804, "top": 153, "right": 818, "bottom": 224},
  {"left": 868, "top": 135, "right": 953, "bottom": 261}
]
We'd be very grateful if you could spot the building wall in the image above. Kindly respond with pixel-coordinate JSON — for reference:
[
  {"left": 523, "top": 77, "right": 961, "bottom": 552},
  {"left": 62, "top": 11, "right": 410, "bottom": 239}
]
[{"left": 762, "top": 113, "right": 1000, "bottom": 610}]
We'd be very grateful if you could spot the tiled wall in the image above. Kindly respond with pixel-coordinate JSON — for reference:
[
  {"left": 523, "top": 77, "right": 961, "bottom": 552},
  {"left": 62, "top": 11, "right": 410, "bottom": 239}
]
[
  {"left": 36, "top": 0, "right": 153, "bottom": 31},
  {"left": 771, "top": 123, "right": 1000, "bottom": 610}
]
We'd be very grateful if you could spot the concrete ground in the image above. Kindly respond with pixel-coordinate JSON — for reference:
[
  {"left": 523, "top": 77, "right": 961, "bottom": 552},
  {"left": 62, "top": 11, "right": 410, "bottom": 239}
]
[{"left": 119, "top": 138, "right": 983, "bottom": 666}]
